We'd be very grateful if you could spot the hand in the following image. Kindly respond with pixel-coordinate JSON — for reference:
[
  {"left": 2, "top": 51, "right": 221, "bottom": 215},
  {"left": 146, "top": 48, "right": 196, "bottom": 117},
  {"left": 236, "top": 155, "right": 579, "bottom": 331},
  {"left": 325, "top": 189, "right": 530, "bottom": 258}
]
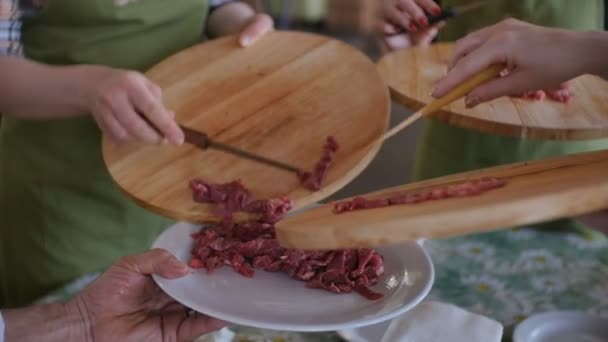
[
  {"left": 380, "top": 0, "right": 443, "bottom": 50},
  {"left": 238, "top": 13, "right": 274, "bottom": 47},
  {"left": 70, "top": 249, "right": 228, "bottom": 342},
  {"left": 87, "top": 67, "right": 184, "bottom": 144},
  {"left": 432, "top": 19, "right": 598, "bottom": 106}
]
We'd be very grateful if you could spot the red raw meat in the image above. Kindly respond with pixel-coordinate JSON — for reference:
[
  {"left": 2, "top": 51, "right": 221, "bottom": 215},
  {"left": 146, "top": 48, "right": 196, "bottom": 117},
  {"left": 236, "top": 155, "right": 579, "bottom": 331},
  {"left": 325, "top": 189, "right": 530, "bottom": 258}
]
[
  {"left": 333, "top": 177, "right": 506, "bottom": 214},
  {"left": 298, "top": 136, "right": 339, "bottom": 191},
  {"left": 188, "top": 178, "right": 385, "bottom": 301}
]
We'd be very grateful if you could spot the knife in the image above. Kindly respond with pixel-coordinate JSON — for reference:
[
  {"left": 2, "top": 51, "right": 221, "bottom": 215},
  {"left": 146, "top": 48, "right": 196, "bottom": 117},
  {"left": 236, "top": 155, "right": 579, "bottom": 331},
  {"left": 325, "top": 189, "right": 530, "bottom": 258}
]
[
  {"left": 180, "top": 125, "right": 303, "bottom": 174},
  {"left": 386, "top": 0, "right": 492, "bottom": 36}
]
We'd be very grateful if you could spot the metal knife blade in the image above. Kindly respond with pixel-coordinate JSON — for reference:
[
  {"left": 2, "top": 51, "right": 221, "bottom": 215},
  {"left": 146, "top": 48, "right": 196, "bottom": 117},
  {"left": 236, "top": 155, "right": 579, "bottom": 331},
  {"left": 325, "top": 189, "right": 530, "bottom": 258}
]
[{"left": 180, "top": 125, "right": 302, "bottom": 174}]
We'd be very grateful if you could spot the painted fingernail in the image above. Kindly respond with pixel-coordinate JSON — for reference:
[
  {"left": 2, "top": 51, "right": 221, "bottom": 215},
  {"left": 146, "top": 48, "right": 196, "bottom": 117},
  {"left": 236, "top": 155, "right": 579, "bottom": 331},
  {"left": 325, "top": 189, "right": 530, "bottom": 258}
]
[
  {"left": 408, "top": 23, "right": 418, "bottom": 32},
  {"left": 432, "top": 8, "right": 442, "bottom": 16},
  {"left": 418, "top": 17, "right": 429, "bottom": 26}
]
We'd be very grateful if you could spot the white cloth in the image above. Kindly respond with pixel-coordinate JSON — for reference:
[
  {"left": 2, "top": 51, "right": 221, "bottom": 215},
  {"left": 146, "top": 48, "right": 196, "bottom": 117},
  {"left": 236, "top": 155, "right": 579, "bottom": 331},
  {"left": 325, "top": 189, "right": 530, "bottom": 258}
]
[
  {"left": 381, "top": 301, "right": 503, "bottom": 342},
  {"left": 0, "top": 310, "right": 5, "bottom": 342}
]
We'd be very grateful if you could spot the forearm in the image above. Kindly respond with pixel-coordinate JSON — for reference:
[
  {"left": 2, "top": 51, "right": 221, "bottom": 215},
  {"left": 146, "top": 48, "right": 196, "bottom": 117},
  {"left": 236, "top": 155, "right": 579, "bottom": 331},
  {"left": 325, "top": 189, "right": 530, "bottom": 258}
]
[
  {"left": 0, "top": 57, "right": 96, "bottom": 119},
  {"left": 577, "top": 30, "right": 608, "bottom": 80},
  {"left": 2, "top": 301, "right": 89, "bottom": 342},
  {"left": 206, "top": 1, "right": 256, "bottom": 38}
]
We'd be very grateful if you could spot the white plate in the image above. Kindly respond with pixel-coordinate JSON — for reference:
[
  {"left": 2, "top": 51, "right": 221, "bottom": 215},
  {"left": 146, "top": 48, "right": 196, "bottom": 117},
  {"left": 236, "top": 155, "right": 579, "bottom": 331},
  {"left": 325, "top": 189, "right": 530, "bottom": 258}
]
[
  {"left": 513, "top": 311, "right": 608, "bottom": 342},
  {"left": 152, "top": 222, "right": 434, "bottom": 332}
]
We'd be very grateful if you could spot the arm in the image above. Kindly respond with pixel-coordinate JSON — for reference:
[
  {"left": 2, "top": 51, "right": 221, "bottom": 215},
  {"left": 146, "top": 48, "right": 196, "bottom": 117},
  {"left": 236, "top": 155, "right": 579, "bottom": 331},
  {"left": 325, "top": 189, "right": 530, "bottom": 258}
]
[
  {"left": 2, "top": 302, "right": 88, "bottom": 342},
  {"left": 433, "top": 19, "right": 608, "bottom": 106},
  {"left": 0, "top": 56, "right": 184, "bottom": 144},
  {"left": 0, "top": 57, "right": 91, "bottom": 120}
]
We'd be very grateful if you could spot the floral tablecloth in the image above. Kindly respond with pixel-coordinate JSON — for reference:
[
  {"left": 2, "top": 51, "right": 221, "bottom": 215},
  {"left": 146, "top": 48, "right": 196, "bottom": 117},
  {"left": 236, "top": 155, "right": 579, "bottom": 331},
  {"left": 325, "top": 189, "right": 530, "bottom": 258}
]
[{"left": 36, "top": 227, "right": 608, "bottom": 341}]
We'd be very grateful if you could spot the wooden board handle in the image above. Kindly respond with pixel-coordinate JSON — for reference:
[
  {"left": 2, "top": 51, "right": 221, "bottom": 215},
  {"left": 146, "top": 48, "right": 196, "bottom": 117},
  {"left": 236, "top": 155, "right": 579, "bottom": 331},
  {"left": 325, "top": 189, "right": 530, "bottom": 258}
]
[{"left": 383, "top": 64, "right": 504, "bottom": 140}]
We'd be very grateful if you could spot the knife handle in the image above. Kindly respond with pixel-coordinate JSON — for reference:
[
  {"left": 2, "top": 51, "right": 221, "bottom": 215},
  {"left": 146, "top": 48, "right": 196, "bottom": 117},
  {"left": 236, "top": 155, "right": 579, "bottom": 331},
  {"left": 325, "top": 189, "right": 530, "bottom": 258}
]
[{"left": 385, "top": 7, "right": 456, "bottom": 37}]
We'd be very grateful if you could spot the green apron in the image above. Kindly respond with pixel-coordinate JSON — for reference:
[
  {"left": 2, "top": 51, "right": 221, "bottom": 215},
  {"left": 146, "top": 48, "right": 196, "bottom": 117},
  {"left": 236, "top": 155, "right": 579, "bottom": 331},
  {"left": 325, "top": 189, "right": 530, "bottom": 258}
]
[
  {"left": 413, "top": 0, "right": 606, "bottom": 236},
  {"left": 0, "top": 0, "right": 209, "bottom": 308}
]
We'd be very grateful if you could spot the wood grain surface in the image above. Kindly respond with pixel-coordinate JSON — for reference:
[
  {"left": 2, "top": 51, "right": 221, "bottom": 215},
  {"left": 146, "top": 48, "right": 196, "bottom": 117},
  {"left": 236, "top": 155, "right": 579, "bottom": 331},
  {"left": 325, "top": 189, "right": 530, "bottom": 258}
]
[
  {"left": 102, "top": 31, "right": 390, "bottom": 223},
  {"left": 276, "top": 150, "right": 608, "bottom": 249},
  {"left": 378, "top": 43, "right": 608, "bottom": 140}
]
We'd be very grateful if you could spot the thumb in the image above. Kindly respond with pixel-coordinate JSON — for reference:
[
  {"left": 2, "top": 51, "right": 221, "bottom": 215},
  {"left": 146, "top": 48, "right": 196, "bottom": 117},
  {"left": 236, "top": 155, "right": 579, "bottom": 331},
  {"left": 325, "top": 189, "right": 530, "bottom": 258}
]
[
  {"left": 239, "top": 13, "right": 274, "bottom": 47},
  {"left": 118, "top": 249, "right": 189, "bottom": 279},
  {"left": 465, "top": 70, "right": 531, "bottom": 107}
]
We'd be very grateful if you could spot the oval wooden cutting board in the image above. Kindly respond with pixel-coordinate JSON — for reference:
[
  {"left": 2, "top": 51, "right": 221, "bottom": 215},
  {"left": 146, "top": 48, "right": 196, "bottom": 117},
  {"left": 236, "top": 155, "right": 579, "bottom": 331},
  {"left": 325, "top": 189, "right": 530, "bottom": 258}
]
[
  {"left": 378, "top": 43, "right": 608, "bottom": 140},
  {"left": 102, "top": 31, "right": 390, "bottom": 223}
]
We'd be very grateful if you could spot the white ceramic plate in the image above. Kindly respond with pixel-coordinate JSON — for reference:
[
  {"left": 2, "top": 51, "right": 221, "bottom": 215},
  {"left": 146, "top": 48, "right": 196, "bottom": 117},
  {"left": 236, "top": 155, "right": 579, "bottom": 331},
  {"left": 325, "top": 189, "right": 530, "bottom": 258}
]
[
  {"left": 513, "top": 311, "right": 608, "bottom": 342},
  {"left": 152, "top": 222, "right": 434, "bottom": 332}
]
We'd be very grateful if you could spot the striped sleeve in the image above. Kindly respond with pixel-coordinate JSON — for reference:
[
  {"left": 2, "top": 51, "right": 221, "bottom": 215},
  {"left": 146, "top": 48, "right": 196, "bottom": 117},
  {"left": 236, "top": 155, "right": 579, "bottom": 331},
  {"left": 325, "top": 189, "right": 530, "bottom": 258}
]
[{"left": 0, "top": 0, "right": 23, "bottom": 56}]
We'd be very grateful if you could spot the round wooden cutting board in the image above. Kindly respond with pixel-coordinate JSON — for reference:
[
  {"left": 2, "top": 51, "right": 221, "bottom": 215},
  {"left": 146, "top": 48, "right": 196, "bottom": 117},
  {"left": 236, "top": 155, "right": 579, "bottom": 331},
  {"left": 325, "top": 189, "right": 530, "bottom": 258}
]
[
  {"left": 378, "top": 43, "right": 608, "bottom": 140},
  {"left": 102, "top": 31, "right": 390, "bottom": 223}
]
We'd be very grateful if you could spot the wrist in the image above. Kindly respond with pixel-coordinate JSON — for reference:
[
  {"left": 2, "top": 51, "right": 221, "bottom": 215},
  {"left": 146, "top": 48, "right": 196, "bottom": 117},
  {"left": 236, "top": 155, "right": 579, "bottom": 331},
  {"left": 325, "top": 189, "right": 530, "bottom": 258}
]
[
  {"left": 575, "top": 30, "right": 608, "bottom": 79},
  {"left": 4, "top": 301, "right": 90, "bottom": 342},
  {"left": 61, "top": 64, "right": 111, "bottom": 114}
]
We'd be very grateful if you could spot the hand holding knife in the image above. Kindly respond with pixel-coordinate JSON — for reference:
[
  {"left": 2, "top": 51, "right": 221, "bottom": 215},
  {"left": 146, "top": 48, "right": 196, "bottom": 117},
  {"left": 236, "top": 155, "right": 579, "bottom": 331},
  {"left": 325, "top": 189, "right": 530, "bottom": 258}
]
[{"left": 386, "top": 0, "right": 492, "bottom": 37}]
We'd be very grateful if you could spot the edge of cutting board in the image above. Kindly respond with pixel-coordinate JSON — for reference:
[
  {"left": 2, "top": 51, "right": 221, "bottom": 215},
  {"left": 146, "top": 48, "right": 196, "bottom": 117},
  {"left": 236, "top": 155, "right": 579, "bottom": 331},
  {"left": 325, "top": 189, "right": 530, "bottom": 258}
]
[{"left": 377, "top": 43, "right": 608, "bottom": 141}]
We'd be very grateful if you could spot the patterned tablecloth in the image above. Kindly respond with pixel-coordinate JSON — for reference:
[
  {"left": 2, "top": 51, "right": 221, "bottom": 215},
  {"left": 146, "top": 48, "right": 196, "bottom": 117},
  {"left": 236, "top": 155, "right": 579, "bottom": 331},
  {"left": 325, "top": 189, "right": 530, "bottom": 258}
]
[{"left": 36, "top": 226, "right": 608, "bottom": 342}]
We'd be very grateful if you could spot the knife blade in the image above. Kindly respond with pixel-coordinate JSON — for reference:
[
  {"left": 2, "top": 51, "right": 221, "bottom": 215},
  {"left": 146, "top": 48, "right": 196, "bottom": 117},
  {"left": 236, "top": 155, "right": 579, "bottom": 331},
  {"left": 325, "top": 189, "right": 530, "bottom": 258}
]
[
  {"left": 180, "top": 125, "right": 303, "bottom": 174},
  {"left": 386, "top": 0, "right": 493, "bottom": 36}
]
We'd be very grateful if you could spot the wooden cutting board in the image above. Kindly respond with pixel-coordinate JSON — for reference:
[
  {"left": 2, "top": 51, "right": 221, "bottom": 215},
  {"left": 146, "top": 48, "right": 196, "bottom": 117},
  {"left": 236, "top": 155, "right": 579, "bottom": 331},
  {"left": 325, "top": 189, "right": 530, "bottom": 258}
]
[
  {"left": 377, "top": 43, "right": 608, "bottom": 140},
  {"left": 275, "top": 149, "right": 608, "bottom": 249},
  {"left": 102, "top": 31, "right": 390, "bottom": 223}
]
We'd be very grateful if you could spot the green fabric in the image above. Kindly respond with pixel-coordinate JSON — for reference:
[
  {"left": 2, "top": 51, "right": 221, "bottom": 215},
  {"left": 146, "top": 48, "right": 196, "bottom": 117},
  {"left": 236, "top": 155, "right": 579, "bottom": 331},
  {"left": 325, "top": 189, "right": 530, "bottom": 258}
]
[
  {"left": 0, "top": 0, "right": 209, "bottom": 308},
  {"left": 413, "top": 0, "right": 608, "bottom": 235}
]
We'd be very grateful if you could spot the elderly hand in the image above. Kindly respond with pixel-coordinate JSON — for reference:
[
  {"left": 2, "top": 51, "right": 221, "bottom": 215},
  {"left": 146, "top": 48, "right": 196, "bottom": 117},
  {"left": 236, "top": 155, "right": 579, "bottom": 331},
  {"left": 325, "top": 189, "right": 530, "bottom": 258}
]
[{"left": 72, "top": 249, "right": 227, "bottom": 341}]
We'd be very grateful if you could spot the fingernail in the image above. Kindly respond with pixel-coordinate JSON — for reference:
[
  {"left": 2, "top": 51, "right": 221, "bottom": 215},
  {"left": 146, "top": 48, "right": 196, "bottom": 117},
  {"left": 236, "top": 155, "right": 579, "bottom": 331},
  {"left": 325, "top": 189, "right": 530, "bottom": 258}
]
[
  {"left": 240, "top": 36, "right": 251, "bottom": 47},
  {"left": 170, "top": 258, "right": 188, "bottom": 272},
  {"left": 408, "top": 23, "right": 418, "bottom": 32},
  {"left": 432, "top": 8, "right": 442, "bottom": 16},
  {"left": 465, "top": 97, "right": 480, "bottom": 108},
  {"left": 418, "top": 17, "right": 429, "bottom": 26}
]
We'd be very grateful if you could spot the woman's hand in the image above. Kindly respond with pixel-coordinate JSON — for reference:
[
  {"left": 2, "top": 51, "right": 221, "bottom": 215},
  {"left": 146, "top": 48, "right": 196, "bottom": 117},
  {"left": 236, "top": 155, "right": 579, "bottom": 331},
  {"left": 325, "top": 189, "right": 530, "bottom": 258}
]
[
  {"left": 380, "top": 0, "right": 443, "bottom": 50},
  {"left": 433, "top": 19, "right": 608, "bottom": 107},
  {"left": 86, "top": 67, "right": 184, "bottom": 145},
  {"left": 238, "top": 13, "right": 274, "bottom": 47},
  {"left": 207, "top": 2, "right": 274, "bottom": 47}
]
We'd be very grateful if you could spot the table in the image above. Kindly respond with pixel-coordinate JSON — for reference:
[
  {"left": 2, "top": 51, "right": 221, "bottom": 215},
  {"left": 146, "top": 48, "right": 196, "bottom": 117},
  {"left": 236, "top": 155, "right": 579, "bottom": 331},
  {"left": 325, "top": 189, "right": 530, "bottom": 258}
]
[{"left": 36, "top": 226, "right": 608, "bottom": 341}]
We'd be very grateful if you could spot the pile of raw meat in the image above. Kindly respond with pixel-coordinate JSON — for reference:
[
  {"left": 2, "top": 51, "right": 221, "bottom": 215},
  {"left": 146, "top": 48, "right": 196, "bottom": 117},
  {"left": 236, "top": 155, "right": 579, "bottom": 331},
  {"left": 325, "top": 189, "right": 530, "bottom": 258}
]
[
  {"left": 188, "top": 136, "right": 386, "bottom": 300},
  {"left": 333, "top": 177, "right": 507, "bottom": 214}
]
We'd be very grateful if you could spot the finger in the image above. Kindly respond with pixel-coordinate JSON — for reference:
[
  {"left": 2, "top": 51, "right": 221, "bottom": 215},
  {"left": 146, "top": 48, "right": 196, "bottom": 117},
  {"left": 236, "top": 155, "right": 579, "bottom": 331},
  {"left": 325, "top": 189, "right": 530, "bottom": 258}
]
[
  {"left": 177, "top": 313, "right": 230, "bottom": 341},
  {"left": 129, "top": 80, "right": 184, "bottom": 145},
  {"left": 396, "top": 0, "right": 428, "bottom": 28},
  {"left": 144, "top": 81, "right": 163, "bottom": 100},
  {"left": 239, "top": 13, "right": 274, "bottom": 47},
  {"left": 383, "top": 22, "right": 399, "bottom": 35},
  {"left": 95, "top": 109, "right": 134, "bottom": 143},
  {"left": 448, "top": 28, "right": 496, "bottom": 70},
  {"left": 117, "top": 249, "right": 189, "bottom": 279},
  {"left": 433, "top": 42, "right": 506, "bottom": 98},
  {"left": 415, "top": 0, "right": 441, "bottom": 16},
  {"left": 465, "top": 70, "right": 533, "bottom": 107},
  {"left": 109, "top": 93, "right": 161, "bottom": 143},
  {"left": 411, "top": 21, "right": 444, "bottom": 46},
  {"left": 386, "top": 6, "right": 416, "bottom": 32}
]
